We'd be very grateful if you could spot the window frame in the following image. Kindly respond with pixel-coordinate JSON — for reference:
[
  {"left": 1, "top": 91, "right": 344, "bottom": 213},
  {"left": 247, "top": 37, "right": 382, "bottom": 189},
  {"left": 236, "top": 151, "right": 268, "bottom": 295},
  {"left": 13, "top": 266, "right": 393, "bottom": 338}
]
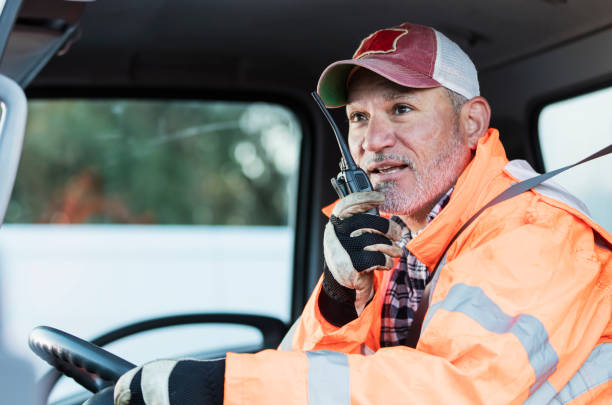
[
  {"left": 529, "top": 75, "right": 612, "bottom": 173},
  {"left": 24, "top": 85, "right": 316, "bottom": 323}
]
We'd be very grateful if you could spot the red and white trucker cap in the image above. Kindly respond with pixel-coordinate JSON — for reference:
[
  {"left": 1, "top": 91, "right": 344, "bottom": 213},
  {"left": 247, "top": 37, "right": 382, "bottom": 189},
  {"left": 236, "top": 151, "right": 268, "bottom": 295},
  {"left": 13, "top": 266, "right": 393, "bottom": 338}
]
[{"left": 317, "top": 22, "right": 479, "bottom": 107}]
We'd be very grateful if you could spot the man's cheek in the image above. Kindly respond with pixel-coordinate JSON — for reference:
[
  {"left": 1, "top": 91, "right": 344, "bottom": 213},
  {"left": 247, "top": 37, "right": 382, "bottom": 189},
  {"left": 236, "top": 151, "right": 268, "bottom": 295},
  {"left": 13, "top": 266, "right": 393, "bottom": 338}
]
[{"left": 348, "top": 135, "right": 363, "bottom": 160}]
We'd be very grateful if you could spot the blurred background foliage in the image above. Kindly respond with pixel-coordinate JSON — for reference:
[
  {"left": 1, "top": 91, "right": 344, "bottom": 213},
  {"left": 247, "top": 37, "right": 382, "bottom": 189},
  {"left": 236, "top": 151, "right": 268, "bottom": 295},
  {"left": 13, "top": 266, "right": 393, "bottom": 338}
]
[{"left": 5, "top": 99, "right": 301, "bottom": 226}]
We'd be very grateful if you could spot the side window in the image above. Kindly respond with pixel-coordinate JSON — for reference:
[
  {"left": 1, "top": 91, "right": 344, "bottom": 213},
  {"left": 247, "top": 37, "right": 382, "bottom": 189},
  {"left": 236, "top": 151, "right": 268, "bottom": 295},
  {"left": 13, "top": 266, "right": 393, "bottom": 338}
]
[
  {"left": 0, "top": 99, "right": 301, "bottom": 397},
  {"left": 538, "top": 87, "right": 612, "bottom": 232}
]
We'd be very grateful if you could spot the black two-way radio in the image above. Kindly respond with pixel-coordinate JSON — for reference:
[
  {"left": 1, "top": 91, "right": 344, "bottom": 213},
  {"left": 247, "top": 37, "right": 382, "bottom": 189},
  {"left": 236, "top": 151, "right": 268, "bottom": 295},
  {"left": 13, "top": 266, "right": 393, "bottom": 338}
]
[{"left": 311, "top": 92, "right": 378, "bottom": 215}]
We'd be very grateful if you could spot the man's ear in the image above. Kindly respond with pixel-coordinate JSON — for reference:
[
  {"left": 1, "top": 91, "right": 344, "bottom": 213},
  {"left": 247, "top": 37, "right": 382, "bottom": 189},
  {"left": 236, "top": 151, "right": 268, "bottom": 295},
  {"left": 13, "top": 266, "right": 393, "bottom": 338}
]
[{"left": 460, "top": 96, "right": 491, "bottom": 150}]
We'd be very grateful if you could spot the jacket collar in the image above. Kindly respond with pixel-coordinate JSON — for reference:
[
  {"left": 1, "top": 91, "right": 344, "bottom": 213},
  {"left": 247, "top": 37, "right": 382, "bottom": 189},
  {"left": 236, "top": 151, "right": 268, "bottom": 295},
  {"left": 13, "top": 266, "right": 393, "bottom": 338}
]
[{"left": 406, "top": 128, "right": 508, "bottom": 271}]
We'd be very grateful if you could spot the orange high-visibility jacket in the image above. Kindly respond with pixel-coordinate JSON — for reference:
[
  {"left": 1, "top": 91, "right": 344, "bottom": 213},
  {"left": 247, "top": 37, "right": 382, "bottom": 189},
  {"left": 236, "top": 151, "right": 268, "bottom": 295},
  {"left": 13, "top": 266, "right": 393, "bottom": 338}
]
[{"left": 225, "top": 129, "right": 612, "bottom": 405}]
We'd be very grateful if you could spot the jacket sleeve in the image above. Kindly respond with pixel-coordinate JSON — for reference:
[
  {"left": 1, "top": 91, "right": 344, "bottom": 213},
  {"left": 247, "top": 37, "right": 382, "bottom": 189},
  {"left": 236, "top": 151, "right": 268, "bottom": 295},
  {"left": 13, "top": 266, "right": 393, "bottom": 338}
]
[
  {"left": 283, "top": 269, "right": 386, "bottom": 355},
  {"left": 224, "top": 211, "right": 612, "bottom": 405}
]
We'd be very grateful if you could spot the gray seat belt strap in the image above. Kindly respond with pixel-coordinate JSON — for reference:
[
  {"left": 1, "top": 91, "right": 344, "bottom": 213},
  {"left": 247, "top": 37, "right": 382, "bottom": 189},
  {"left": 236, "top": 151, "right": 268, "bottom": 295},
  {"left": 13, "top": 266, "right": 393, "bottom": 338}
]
[
  {"left": 278, "top": 317, "right": 300, "bottom": 350},
  {"left": 404, "top": 143, "right": 612, "bottom": 348}
]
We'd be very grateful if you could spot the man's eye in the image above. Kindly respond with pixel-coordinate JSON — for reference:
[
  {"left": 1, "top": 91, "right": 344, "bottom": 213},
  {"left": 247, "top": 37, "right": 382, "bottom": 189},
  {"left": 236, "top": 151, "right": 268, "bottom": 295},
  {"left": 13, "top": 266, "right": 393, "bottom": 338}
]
[
  {"left": 393, "top": 104, "right": 412, "bottom": 114},
  {"left": 349, "top": 112, "right": 368, "bottom": 123}
]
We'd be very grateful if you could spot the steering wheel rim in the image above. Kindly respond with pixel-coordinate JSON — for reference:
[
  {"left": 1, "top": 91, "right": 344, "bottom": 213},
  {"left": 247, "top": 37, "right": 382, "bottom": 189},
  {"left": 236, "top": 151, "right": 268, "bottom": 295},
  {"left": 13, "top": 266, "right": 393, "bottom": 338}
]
[
  {"left": 29, "top": 326, "right": 136, "bottom": 393},
  {"left": 32, "top": 314, "right": 288, "bottom": 403}
]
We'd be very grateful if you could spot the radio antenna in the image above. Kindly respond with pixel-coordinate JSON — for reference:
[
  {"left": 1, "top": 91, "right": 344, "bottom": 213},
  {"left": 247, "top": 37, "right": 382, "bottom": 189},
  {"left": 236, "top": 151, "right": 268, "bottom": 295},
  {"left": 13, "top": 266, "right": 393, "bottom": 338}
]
[{"left": 311, "top": 92, "right": 358, "bottom": 170}]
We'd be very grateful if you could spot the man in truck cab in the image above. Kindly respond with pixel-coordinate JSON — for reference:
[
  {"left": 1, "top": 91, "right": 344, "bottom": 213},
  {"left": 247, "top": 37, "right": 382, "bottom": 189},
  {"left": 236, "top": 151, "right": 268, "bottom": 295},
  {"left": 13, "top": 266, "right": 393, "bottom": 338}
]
[{"left": 114, "top": 22, "right": 612, "bottom": 405}]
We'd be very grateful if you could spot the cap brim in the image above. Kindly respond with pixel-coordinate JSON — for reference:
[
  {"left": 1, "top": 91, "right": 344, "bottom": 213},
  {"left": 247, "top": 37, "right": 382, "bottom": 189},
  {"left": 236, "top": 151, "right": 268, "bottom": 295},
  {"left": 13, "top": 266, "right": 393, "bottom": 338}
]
[{"left": 317, "top": 58, "right": 441, "bottom": 108}]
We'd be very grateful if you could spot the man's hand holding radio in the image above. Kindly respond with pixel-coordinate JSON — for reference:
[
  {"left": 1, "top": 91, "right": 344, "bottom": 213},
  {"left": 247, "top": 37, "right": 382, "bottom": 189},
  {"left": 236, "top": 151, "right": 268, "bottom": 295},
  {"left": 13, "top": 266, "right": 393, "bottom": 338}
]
[{"left": 320, "top": 191, "right": 403, "bottom": 326}]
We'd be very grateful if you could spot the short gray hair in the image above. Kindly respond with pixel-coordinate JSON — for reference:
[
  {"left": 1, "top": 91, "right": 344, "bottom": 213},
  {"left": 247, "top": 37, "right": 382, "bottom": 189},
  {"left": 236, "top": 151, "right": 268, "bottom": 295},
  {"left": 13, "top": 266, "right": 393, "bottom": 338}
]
[{"left": 445, "top": 88, "right": 468, "bottom": 115}]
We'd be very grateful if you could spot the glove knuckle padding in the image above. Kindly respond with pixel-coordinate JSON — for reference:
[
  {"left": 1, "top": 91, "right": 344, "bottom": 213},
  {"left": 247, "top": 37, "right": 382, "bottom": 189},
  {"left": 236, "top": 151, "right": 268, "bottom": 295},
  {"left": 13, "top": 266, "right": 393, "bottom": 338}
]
[
  {"left": 351, "top": 250, "right": 387, "bottom": 271},
  {"left": 332, "top": 213, "right": 402, "bottom": 243},
  {"left": 333, "top": 213, "right": 390, "bottom": 235},
  {"left": 330, "top": 215, "right": 399, "bottom": 271},
  {"left": 345, "top": 233, "right": 391, "bottom": 271},
  {"left": 352, "top": 232, "right": 391, "bottom": 249}
]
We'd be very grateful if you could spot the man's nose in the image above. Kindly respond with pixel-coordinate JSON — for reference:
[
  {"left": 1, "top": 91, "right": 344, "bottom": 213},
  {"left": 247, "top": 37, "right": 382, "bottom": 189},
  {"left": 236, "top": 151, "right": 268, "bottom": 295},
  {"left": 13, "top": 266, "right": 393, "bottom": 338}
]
[{"left": 362, "top": 114, "right": 395, "bottom": 152}]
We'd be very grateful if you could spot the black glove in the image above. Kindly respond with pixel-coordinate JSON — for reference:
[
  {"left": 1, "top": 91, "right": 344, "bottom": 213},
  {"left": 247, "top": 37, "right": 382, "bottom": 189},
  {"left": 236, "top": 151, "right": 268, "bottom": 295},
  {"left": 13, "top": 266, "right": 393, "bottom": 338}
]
[
  {"left": 320, "top": 192, "right": 402, "bottom": 326},
  {"left": 114, "top": 358, "right": 225, "bottom": 405}
]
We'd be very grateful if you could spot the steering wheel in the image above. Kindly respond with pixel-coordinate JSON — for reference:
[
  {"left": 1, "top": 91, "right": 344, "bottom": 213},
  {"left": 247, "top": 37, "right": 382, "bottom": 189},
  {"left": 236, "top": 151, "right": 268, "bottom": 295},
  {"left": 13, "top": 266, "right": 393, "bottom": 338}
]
[
  {"left": 29, "top": 315, "right": 287, "bottom": 404},
  {"left": 29, "top": 326, "right": 136, "bottom": 394}
]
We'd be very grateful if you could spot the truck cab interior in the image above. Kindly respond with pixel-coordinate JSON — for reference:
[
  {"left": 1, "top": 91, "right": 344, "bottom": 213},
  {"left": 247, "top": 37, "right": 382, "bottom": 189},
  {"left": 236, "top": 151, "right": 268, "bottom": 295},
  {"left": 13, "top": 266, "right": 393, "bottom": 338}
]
[{"left": 0, "top": 1, "right": 611, "bottom": 404}]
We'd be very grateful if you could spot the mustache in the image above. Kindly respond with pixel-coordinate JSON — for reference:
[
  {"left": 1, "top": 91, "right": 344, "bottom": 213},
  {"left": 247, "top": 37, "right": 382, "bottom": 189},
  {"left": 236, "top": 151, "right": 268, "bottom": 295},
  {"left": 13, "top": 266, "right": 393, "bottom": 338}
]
[{"left": 363, "top": 154, "right": 415, "bottom": 171}]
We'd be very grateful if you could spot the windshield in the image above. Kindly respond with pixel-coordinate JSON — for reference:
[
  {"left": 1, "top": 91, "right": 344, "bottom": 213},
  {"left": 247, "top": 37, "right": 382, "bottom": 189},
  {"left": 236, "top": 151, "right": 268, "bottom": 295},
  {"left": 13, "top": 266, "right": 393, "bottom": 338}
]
[{"left": 0, "top": 98, "right": 302, "bottom": 399}]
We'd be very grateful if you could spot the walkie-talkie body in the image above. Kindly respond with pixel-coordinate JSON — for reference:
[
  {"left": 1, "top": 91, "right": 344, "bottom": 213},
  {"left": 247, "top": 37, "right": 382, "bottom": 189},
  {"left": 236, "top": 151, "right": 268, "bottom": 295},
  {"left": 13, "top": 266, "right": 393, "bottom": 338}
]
[{"left": 311, "top": 92, "right": 378, "bottom": 215}]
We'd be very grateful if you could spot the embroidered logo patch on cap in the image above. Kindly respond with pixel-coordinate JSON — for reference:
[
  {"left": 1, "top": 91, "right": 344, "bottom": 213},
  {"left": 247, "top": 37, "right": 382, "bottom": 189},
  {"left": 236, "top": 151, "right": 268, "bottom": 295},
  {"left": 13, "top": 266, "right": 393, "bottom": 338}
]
[{"left": 353, "top": 28, "right": 409, "bottom": 59}]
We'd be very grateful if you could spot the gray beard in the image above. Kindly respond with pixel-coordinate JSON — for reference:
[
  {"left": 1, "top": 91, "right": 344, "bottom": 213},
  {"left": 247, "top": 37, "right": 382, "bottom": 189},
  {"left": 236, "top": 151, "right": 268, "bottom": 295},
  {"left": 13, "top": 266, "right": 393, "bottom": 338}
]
[{"left": 373, "top": 132, "right": 467, "bottom": 216}]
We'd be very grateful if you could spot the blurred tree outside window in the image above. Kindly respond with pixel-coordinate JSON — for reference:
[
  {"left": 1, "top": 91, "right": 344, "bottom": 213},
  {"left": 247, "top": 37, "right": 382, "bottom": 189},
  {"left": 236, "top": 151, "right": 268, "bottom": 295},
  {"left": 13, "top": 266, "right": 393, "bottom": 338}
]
[{"left": 6, "top": 99, "right": 301, "bottom": 226}]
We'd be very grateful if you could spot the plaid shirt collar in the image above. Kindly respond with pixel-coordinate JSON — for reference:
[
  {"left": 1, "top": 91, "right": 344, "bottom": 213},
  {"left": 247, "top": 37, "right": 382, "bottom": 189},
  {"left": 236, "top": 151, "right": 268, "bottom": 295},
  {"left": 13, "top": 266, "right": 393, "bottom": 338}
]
[{"left": 381, "top": 187, "right": 454, "bottom": 347}]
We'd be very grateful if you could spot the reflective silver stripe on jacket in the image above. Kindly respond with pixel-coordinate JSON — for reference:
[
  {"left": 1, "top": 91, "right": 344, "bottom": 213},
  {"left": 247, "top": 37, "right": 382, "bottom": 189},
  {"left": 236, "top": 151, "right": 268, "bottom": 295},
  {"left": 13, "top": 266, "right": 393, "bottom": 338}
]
[
  {"left": 422, "top": 283, "right": 559, "bottom": 395},
  {"left": 525, "top": 342, "right": 612, "bottom": 404},
  {"left": 305, "top": 350, "right": 350, "bottom": 405}
]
